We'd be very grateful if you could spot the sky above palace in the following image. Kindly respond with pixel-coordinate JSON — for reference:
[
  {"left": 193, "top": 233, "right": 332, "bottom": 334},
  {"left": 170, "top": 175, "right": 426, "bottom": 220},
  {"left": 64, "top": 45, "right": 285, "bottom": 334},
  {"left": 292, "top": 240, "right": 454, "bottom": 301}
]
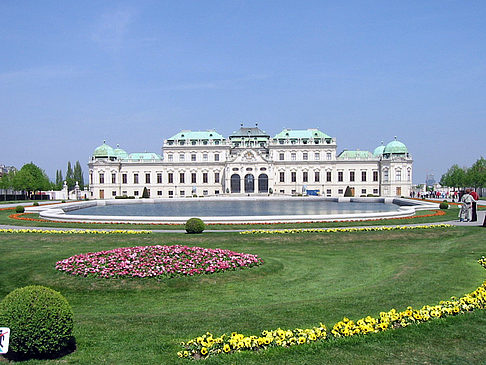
[{"left": 1, "top": 1, "right": 485, "bottom": 184}]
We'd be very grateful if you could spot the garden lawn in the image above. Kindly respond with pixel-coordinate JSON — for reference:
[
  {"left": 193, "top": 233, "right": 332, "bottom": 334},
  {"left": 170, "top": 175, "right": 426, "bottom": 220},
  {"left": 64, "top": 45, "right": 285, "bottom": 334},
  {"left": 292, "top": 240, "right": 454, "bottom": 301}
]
[{"left": 1, "top": 226, "right": 486, "bottom": 363}]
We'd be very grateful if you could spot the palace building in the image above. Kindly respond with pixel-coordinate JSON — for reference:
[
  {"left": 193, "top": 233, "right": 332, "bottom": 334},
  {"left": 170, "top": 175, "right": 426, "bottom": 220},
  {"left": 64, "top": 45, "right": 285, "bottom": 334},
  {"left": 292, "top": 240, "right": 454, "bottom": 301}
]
[{"left": 88, "top": 124, "right": 413, "bottom": 199}]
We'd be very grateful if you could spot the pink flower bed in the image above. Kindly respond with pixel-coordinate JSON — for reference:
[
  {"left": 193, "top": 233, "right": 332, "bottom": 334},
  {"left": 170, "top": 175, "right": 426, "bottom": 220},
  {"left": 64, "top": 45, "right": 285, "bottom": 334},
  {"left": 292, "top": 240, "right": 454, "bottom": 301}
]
[{"left": 55, "top": 245, "right": 264, "bottom": 278}]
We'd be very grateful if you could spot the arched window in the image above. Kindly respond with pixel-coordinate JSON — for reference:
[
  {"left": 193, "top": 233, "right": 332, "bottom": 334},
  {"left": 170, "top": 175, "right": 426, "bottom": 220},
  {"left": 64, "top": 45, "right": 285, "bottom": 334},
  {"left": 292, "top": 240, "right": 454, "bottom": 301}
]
[
  {"left": 244, "top": 174, "right": 254, "bottom": 193},
  {"left": 258, "top": 174, "right": 268, "bottom": 193},
  {"left": 231, "top": 174, "right": 240, "bottom": 193}
]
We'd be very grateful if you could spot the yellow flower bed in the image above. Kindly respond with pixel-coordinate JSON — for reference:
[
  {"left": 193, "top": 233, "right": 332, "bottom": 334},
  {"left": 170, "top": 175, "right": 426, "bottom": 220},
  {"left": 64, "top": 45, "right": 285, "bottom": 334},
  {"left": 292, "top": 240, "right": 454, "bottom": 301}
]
[
  {"left": 178, "top": 255, "right": 486, "bottom": 359},
  {"left": 240, "top": 224, "right": 453, "bottom": 235},
  {"left": 0, "top": 228, "right": 151, "bottom": 235}
]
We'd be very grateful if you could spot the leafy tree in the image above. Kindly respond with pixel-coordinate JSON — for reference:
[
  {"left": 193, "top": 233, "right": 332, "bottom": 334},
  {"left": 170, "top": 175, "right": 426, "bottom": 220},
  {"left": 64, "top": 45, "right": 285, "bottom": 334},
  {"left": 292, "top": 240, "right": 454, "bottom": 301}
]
[
  {"left": 12, "top": 163, "right": 51, "bottom": 195},
  {"left": 440, "top": 164, "right": 467, "bottom": 188},
  {"left": 65, "top": 162, "right": 74, "bottom": 191},
  {"left": 73, "top": 161, "right": 84, "bottom": 189},
  {"left": 467, "top": 157, "right": 486, "bottom": 189}
]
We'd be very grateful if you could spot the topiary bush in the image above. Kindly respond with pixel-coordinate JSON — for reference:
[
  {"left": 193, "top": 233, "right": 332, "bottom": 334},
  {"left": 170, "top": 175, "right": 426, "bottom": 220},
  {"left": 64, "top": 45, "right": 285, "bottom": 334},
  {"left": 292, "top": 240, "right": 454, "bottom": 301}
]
[
  {"left": 439, "top": 201, "right": 449, "bottom": 209},
  {"left": 185, "top": 218, "right": 205, "bottom": 234},
  {"left": 33, "top": 202, "right": 39, "bottom": 206},
  {"left": 0, "top": 285, "right": 75, "bottom": 360},
  {"left": 15, "top": 205, "right": 25, "bottom": 213}
]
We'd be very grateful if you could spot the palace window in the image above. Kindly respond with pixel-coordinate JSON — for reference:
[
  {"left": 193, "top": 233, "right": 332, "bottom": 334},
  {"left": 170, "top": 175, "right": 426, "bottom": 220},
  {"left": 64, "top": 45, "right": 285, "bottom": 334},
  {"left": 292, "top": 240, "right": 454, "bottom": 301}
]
[
  {"left": 279, "top": 153, "right": 284, "bottom": 161},
  {"left": 157, "top": 173, "right": 162, "bottom": 184},
  {"left": 291, "top": 152, "right": 296, "bottom": 161},
  {"left": 315, "top": 171, "right": 320, "bottom": 182},
  {"left": 145, "top": 173, "right": 150, "bottom": 184},
  {"left": 362, "top": 189, "right": 367, "bottom": 195},
  {"left": 303, "top": 153, "right": 308, "bottom": 161},
  {"left": 327, "top": 152, "right": 332, "bottom": 160},
  {"left": 168, "top": 173, "right": 173, "bottom": 184},
  {"left": 338, "top": 189, "right": 343, "bottom": 194},
  {"left": 407, "top": 168, "right": 411, "bottom": 181},
  {"left": 315, "top": 152, "right": 320, "bottom": 160},
  {"left": 214, "top": 153, "right": 220, "bottom": 161},
  {"left": 350, "top": 171, "right": 355, "bottom": 182},
  {"left": 122, "top": 173, "right": 127, "bottom": 184},
  {"left": 179, "top": 172, "right": 185, "bottom": 184},
  {"left": 179, "top": 153, "right": 185, "bottom": 161},
  {"left": 338, "top": 171, "right": 343, "bottom": 182},
  {"left": 191, "top": 154, "right": 196, "bottom": 162},
  {"left": 373, "top": 171, "right": 378, "bottom": 182},
  {"left": 291, "top": 172, "right": 296, "bottom": 183},
  {"left": 133, "top": 173, "right": 138, "bottom": 184},
  {"left": 99, "top": 173, "right": 104, "bottom": 184},
  {"left": 214, "top": 172, "right": 220, "bottom": 183},
  {"left": 303, "top": 171, "right": 308, "bottom": 182},
  {"left": 383, "top": 170, "right": 389, "bottom": 182},
  {"left": 203, "top": 153, "right": 208, "bottom": 161},
  {"left": 191, "top": 173, "right": 197, "bottom": 184},
  {"left": 157, "top": 190, "right": 162, "bottom": 196},
  {"left": 396, "top": 169, "right": 402, "bottom": 182},
  {"left": 361, "top": 171, "right": 367, "bottom": 182},
  {"left": 327, "top": 171, "right": 332, "bottom": 182},
  {"left": 280, "top": 172, "right": 285, "bottom": 183},
  {"left": 168, "top": 154, "right": 173, "bottom": 162},
  {"left": 134, "top": 191, "right": 139, "bottom": 196},
  {"left": 111, "top": 173, "right": 116, "bottom": 184},
  {"left": 203, "top": 173, "right": 208, "bottom": 183}
]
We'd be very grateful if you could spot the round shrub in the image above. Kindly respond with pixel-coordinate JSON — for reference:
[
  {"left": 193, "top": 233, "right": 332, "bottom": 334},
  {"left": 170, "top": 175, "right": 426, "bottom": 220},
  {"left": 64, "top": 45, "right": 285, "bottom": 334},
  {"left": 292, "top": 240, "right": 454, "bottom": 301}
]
[
  {"left": 185, "top": 218, "right": 205, "bottom": 234},
  {"left": 439, "top": 201, "right": 449, "bottom": 209},
  {"left": 15, "top": 205, "right": 25, "bottom": 213},
  {"left": 33, "top": 202, "right": 39, "bottom": 206},
  {"left": 0, "top": 285, "right": 74, "bottom": 360}
]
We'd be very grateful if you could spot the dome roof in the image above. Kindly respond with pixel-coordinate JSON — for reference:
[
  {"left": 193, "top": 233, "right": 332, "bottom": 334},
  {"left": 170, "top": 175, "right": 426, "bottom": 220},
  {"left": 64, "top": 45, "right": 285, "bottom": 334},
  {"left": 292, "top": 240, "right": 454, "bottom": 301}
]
[
  {"left": 93, "top": 141, "right": 115, "bottom": 158},
  {"left": 113, "top": 144, "right": 128, "bottom": 159},
  {"left": 383, "top": 137, "right": 408, "bottom": 155},
  {"left": 373, "top": 142, "right": 385, "bottom": 157}
]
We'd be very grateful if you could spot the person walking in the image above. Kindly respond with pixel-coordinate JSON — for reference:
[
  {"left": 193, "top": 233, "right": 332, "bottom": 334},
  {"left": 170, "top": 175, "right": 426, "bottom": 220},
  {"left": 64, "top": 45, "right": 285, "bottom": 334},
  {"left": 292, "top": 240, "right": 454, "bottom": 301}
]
[{"left": 470, "top": 190, "right": 479, "bottom": 222}]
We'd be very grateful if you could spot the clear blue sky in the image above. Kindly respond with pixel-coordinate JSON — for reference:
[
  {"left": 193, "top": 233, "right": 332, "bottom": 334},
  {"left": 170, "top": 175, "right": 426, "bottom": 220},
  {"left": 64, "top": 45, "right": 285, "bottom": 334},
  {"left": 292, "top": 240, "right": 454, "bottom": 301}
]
[{"left": 1, "top": 1, "right": 485, "bottom": 184}]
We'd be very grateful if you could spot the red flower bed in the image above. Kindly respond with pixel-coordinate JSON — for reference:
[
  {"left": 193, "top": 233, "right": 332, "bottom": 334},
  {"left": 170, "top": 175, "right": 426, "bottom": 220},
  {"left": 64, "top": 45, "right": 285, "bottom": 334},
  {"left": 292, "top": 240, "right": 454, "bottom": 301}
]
[{"left": 55, "top": 245, "right": 264, "bottom": 278}]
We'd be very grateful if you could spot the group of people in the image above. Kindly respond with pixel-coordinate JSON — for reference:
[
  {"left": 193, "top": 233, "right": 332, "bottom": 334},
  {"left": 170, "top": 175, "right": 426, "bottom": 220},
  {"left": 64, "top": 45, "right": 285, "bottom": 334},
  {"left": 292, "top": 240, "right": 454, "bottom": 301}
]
[{"left": 459, "top": 189, "right": 479, "bottom": 222}]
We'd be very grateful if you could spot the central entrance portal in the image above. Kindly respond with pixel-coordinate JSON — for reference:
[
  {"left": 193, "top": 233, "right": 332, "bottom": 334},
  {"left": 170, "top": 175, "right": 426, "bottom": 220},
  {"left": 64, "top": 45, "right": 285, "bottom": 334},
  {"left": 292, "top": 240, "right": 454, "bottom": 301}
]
[{"left": 244, "top": 174, "right": 254, "bottom": 193}]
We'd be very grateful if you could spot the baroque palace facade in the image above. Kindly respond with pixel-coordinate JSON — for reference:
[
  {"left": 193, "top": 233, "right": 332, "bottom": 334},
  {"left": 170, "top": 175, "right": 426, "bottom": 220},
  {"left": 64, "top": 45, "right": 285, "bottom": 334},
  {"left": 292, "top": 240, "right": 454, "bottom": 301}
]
[{"left": 88, "top": 125, "right": 413, "bottom": 199}]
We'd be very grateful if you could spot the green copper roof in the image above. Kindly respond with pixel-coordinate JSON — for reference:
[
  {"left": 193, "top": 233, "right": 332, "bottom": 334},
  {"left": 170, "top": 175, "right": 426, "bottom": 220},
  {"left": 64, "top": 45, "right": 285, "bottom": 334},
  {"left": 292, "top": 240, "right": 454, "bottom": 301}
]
[
  {"left": 373, "top": 142, "right": 386, "bottom": 157},
  {"left": 93, "top": 141, "right": 116, "bottom": 157},
  {"left": 167, "top": 130, "right": 224, "bottom": 141},
  {"left": 383, "top": 138, "right": 408, "bottom": 154},
  {"left": 274, "top": 128, "right": 332, "bottom": 140},
  {"left": 338, "top": 150, "right": 373, "bottom": 159},
  {"left": 127, "top": 152, "right": 162, "bottom": 160},
  {"left": 113, "top": 144, "right": 128, "bottom": 159}
]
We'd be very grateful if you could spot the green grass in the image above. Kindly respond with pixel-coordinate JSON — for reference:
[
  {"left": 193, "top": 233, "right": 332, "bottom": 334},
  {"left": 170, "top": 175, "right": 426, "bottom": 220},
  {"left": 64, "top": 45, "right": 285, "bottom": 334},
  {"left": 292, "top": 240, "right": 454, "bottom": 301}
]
[
  {"left": 0, "top": 200, "right": 38, "bottom": 205},
  {"left": 0, "top": 207, "right": 458, "bottom": 231},
  {"left": 1, "top": 226, "right": 486, "bottom": 363}
]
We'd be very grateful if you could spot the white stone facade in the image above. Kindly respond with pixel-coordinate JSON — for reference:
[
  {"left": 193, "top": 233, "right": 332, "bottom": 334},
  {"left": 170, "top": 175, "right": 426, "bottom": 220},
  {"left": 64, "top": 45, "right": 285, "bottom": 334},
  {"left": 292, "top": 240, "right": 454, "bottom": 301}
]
[{"left": 88, "top": 126, "right": 413, "bottom": 199}]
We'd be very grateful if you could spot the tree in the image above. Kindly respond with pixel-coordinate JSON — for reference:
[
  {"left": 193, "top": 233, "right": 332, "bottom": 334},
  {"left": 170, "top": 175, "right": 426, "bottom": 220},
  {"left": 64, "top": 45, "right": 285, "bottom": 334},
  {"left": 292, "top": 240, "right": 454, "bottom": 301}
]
[
  {"left": 65, "top": 162, "right": 74, "bottom": 191},
  {"left": 467, "top": 157, "right": 486, "bottom": 189},
  {"left": 440, "top": 164, "right": 466, "bottom": 189},
  {"left": 13, "top": 163, "right": 51, "bottom": 196},
  {"left": 142, "top": 187, "right": 150, "bottom": 198},
  {"left": 73, "top": 161, "right": 84, "bottom": 189},
  {"left": 55, "top": 169, "right": 64, "bottom": 190}
]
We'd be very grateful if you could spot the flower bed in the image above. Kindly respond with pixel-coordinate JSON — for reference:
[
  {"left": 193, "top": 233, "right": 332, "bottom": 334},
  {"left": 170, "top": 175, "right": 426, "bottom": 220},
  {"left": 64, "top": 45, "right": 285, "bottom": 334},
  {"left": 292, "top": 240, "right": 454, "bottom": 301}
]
[
  {"left": 0, "top": 228, "right": 150, "bottom": 235},
  {"left": 56, "top": 245, "right": 264, "bottom": 278},
  {"left": 178, "top": 255, "right": 486, "bottom": 359},
  {"left": 239, "top": 223, "right": 453, "bottom": 235}
]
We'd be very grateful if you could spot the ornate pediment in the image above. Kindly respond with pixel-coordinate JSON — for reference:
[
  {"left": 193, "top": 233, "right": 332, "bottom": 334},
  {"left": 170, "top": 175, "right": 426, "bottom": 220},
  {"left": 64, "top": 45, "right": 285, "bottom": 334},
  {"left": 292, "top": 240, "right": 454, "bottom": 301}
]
[{"left": 228, "top": 148, "right": 270, "bottom": 164}]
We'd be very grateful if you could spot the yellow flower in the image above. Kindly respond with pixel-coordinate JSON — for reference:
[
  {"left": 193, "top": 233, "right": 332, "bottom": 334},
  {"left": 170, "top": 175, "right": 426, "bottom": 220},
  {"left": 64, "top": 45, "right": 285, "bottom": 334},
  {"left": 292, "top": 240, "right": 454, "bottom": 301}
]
[{"left": 200, "top": 347, "right": 208, "bottom": 356}]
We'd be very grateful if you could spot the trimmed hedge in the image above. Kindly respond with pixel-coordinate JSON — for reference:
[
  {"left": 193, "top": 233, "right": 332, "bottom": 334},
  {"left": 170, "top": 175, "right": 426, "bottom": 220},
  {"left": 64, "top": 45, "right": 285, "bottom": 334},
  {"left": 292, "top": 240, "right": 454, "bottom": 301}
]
[
  {"left": 185, "top": 218, "right": 205, "bottom": 234},
  {"left": 439, "top": 201, "right": 449, "bottom": 209},
  {"left": 0, "top": 285, "right": 74, "bottom": 360},
  {"left": 15, "top": 205, "right": 25, "bottom": 213}
]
